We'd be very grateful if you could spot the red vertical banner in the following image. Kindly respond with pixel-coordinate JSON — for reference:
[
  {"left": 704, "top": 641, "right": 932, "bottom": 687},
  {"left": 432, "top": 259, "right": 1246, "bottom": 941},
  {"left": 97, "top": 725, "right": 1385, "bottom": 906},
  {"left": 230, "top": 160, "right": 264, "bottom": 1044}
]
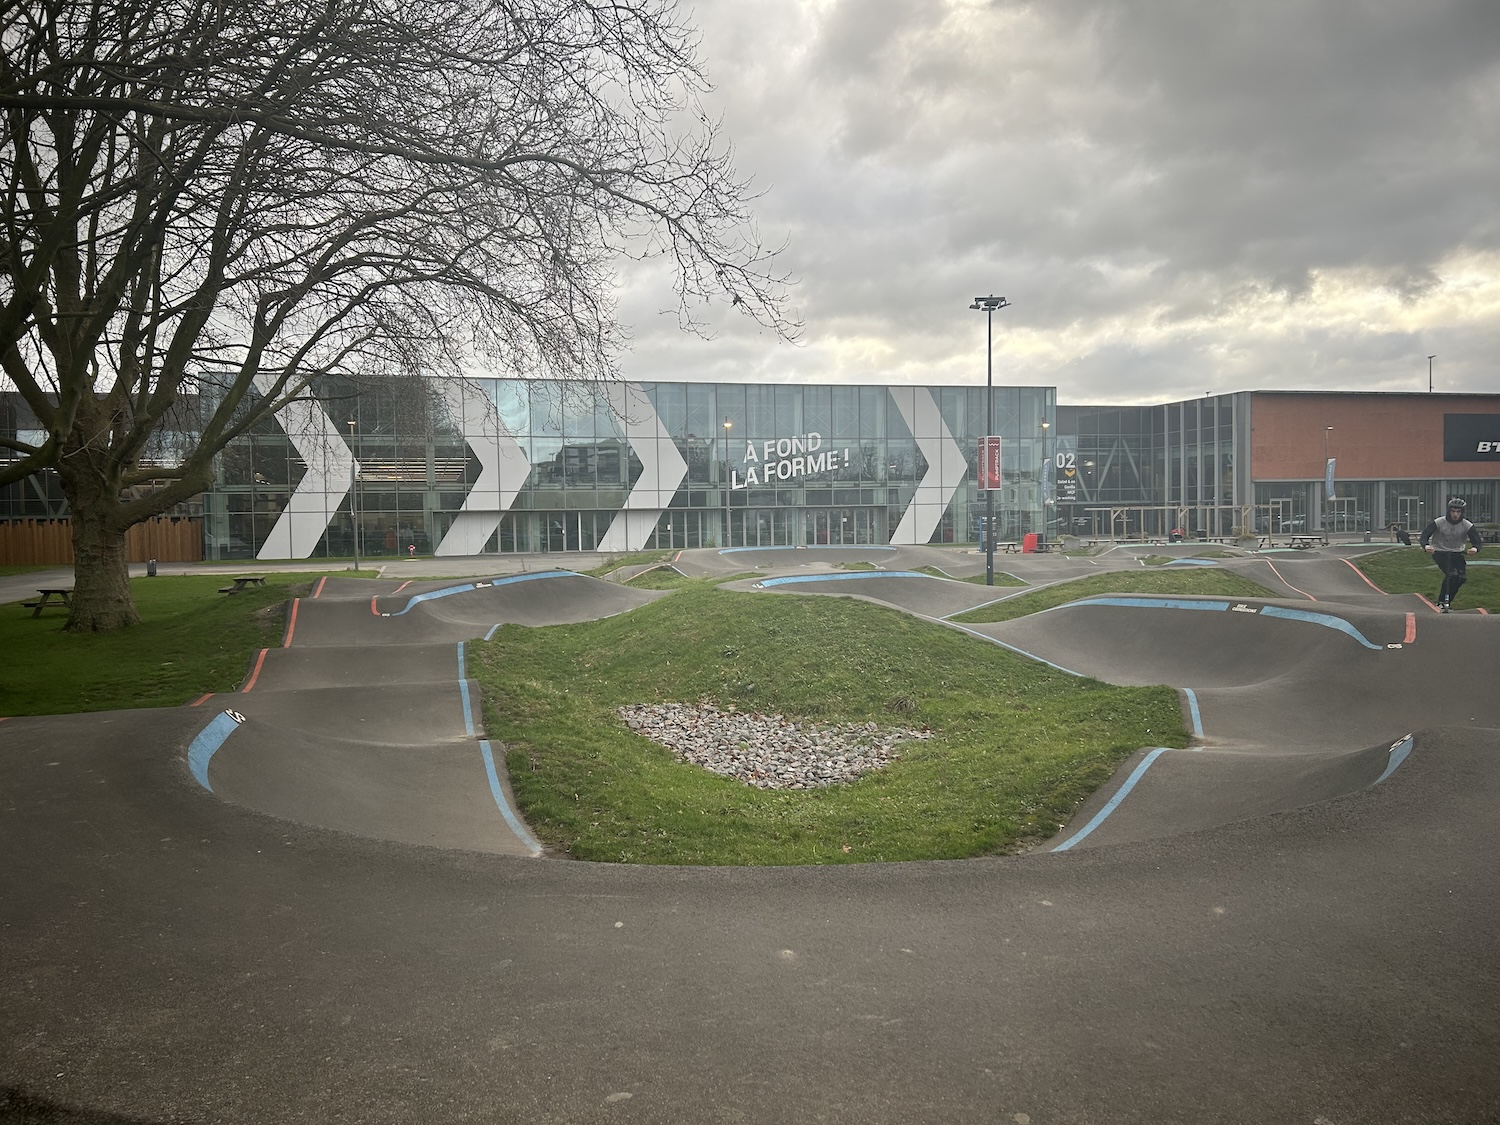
[{"left": 977, "top": 436, "right": 1002, "bottom": 490}]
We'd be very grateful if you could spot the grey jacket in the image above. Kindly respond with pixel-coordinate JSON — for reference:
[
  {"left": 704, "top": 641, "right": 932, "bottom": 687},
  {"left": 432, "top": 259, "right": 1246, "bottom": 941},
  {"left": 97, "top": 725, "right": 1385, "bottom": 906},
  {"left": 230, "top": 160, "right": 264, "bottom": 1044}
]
[{"left": 1420, "top": 517, "right": 1483, "bottom": 552}]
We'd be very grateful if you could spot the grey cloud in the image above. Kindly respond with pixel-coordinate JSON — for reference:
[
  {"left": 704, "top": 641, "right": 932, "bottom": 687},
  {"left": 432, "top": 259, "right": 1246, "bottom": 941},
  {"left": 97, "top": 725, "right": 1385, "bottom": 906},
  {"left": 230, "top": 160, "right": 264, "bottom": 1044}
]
[{"left": 616, "top": 0, "right": 1500, "bottom": 398}]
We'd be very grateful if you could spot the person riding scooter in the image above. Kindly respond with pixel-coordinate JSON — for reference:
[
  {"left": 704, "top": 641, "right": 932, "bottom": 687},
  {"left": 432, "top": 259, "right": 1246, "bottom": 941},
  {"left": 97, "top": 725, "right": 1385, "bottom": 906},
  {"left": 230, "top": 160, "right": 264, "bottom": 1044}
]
[{"left": 1419, "top": 499, "right": 1483, "bottom": 612}]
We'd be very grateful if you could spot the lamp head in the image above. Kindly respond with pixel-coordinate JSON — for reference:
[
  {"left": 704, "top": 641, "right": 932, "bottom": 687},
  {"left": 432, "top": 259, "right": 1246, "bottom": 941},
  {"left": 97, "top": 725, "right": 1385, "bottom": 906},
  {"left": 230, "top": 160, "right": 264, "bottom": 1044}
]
[{"left": 970, "top": 295, "right": 1010, "bottom": 311}]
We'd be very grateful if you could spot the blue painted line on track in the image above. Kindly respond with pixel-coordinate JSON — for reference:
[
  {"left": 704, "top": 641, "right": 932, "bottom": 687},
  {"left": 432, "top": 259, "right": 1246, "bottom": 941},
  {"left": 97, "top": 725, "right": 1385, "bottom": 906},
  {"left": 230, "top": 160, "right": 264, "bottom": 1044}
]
[
  {"left": 457, "top": 643, "right": 477, "bottom": 736},
  {"left": 1051, "top": 748, "right": 1171, "bottom": 852},
  {"left": 1164, "top": 558, "right": 1219, "bottom": 566},
  {"left": 757, "top": 571, "right": 930, "bottom": 587},
  {"left": 1373, "top": 735, "right": 1414, "bottom": 786},
  {"left": 1183, "top": 688, "right": 1204, "bottom": 738},
  {"left": 390, "top": 570, "right": 573, "bottom": 616},
  {"left": 457, "top": 642, "right": 542, "bottom": 855},
  {"left": 187, "top": 710, "right": 243, "bottom": 792},
  {"left": 1060, "top": 596, "right": 1385, "bottom": 651},
  {"left": 1259, "top": 605, "right": 1383, "bottom": 650},
  {"left": 480, "top": 741, "right": 543, "bottom": 855}
]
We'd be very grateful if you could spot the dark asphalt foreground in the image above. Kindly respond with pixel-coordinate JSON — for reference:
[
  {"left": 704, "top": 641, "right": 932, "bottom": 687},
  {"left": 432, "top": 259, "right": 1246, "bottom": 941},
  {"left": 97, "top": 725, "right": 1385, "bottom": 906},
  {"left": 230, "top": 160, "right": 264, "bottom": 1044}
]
[{"left": 2, "top": 547, "right": 1498, "bottom": 1124}]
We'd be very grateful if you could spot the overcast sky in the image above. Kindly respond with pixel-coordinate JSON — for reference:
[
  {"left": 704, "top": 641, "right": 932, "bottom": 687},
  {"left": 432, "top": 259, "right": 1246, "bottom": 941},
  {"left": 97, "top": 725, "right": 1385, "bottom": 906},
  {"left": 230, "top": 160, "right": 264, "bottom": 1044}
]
[{"left": 613, "top": 0, "right": 1500, "bottom": 404}]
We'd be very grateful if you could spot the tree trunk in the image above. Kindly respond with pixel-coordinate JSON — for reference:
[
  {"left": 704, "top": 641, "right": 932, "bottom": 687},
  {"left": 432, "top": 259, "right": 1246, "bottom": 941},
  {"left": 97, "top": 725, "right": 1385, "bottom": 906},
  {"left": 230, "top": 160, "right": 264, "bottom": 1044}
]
[{"left": 64, "top": 491, "right": 141, "bottom": 633}]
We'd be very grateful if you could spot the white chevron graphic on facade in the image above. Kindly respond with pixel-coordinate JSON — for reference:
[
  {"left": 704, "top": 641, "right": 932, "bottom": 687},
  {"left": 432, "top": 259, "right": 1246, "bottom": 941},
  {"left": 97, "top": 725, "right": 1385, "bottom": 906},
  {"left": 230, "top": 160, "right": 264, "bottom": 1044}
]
[
  {"left": 434, "top": 380, "right": 532, "bottom": 556},
  {"left": 888, "top": 386, "right": 967, "bottom": 544},
  {"left": 256, "top": 376, "right": 357, "bottom": 560},
  {"left": 598, "top": 383, "right": 688, "bottom": 552}
]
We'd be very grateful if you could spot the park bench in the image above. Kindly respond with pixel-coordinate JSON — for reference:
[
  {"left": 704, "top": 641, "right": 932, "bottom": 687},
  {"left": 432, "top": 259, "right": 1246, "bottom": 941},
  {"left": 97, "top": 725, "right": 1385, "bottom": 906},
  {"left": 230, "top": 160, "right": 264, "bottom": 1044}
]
[
  {"left": 219, "top": 575, "right": 267, "bottom": 594},
  {"left": 21, "top": 588, "right": 73, "bottom": 618},
  {"left": 1287, "top": 534, "right": 1328, "bottom": 549}
]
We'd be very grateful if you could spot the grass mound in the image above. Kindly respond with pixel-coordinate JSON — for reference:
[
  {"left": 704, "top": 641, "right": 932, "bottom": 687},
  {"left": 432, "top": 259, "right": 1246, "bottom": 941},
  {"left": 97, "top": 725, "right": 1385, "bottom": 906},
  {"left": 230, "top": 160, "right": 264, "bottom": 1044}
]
[{"left": 471, "top": 581, "right": 1186, "bottom": 865}]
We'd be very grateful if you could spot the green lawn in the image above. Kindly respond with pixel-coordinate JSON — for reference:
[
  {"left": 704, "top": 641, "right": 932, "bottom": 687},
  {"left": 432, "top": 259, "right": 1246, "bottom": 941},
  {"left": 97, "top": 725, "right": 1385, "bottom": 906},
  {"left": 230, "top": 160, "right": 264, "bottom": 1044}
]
[
  {"left": 0, "top": 574, "right": 311, "bottom": 715},
  {"left": 472, "top": 580, "right": 1187, "bottom": 865},
  {"left": 949, "top": 568, "right": 1276, "bottom": 624},
  {"left": 1352, "top": 547, "right": 1498, "bottom": 612}
]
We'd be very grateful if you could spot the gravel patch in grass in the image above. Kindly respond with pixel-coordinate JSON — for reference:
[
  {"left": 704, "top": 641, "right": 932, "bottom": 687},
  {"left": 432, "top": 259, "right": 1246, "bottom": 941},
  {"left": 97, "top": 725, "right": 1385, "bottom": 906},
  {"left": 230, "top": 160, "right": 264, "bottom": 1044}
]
[{"left": 620, "top": 702, "right": 931, "bottom": 789}]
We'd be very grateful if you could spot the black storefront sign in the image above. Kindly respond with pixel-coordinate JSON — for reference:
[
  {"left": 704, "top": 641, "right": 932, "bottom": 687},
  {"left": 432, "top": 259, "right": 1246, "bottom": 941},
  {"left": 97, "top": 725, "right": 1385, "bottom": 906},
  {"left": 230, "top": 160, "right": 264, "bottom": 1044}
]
[{"left": 1443, "top": 414, "right": 1500, "bottom": 461}]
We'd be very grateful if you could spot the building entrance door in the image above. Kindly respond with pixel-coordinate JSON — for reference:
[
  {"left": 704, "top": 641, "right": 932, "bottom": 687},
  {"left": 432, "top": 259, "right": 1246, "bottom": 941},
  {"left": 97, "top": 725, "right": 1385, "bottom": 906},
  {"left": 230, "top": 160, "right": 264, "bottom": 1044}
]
[
  {"left": 1396, "top": 496, "right": 1422, "bottom": 533},
  {"left": 805, "top": 508, "right": 885, "bottom": 545},
  {"left": 1268, "top": 497, "right": 1296, "bottom": 534}
]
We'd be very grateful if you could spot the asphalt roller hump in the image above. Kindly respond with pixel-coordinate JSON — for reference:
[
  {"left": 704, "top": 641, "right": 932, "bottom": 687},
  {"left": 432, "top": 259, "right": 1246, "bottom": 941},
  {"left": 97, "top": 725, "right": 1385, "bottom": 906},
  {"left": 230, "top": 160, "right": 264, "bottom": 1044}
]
[{"left": 185, "top": 570, "right": 667, "bottom": 855}]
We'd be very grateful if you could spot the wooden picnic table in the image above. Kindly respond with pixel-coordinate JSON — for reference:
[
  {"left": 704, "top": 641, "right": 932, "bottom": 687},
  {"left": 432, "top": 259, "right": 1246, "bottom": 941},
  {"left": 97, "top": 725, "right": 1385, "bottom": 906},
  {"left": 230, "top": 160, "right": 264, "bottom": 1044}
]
[
  {"left": 218, "top": 574, "right": 267, "bottom": 594},
  {"left": 22, "top": 587, "right": 73, "bottom": 618},
  {"left": 1287, "top": 534, "right": 1328, "bottom": 549}
]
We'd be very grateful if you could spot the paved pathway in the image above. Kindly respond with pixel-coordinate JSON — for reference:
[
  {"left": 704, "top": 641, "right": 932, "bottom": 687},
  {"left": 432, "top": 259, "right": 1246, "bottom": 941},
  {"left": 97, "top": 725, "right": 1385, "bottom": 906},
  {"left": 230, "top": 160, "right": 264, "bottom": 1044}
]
[{"left": 1, "top": 543, "right": 1495, "bottom": 1124}]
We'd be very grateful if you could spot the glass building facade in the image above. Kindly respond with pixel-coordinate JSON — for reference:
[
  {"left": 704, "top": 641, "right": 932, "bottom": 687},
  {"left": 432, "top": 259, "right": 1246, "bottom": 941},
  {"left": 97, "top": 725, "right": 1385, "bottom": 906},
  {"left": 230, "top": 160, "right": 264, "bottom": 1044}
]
[
  {"left": 6, "top": 384, "right": 1495, "bottom": 559},
  {"left": 1055, "top": 393, "right": 1252, "bottom": 537},
  {"left": 2, "top": 379, "right": 1058, "bottom": 559}
]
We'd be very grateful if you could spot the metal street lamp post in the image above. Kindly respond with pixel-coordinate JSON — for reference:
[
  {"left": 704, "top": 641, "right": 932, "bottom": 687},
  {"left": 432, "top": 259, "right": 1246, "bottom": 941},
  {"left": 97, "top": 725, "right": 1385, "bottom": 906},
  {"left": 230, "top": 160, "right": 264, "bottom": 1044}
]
[
  {"left": 347, "top": 419, "right": 360, "bottom": 571},
  {"left": 722, "top": 417, "right": 733, "bottom": 548},
  {"left": 970, "top": 295, "right": 1010, "bottom": 585},
  {"left": 1041, "top": 419, "right": 1051, "bottom": 542},
  {"left": 1428, "top": 354, "right": 1436, "bottom": 393},
  {"left": 1323, "top": 425, "right": 1333, "bottom": 535}
]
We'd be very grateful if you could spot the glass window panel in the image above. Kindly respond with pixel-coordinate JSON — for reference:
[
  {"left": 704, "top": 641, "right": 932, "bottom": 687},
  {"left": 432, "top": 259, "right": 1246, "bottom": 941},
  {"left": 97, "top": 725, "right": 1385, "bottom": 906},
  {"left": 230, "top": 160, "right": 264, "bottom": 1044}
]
[
  {"left": 803, "top": 386, "right": 831, "bottom": 438},
  {"left": 493, "top": 380, "right": 529, "bottom": 436},
  {"left": 775, "top": 386, "right": 801, "bottom": 435},
  {"left": 529, "top": 381, "right": 564, "bottom": 437},
  {"left": 832, "top": 387, "right": 859, "bottom": 441},
  {"left": 747, "top": 385, "right": 775, "bottom": 436},
  {"left": 859, "top": 387, "right": 885, "bottom": 440},
  {"left": 686, "top": 384, "right": 718, "bottom": 441},
  {"left": 648, "top": 383, "right": 686, "bottom": 438}
]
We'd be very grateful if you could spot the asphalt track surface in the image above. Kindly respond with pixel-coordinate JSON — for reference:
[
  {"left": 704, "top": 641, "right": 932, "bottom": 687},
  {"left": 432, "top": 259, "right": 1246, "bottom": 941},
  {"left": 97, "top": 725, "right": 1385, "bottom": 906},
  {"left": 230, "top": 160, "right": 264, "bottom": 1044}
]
[{"left": 2, "top": 545, "right": 1497, "bottom": 1124}]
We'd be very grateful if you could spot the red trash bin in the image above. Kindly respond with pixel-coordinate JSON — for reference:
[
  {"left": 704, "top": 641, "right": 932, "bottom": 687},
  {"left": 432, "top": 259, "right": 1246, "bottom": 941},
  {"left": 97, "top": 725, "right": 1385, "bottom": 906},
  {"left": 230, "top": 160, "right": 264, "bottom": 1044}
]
[{"left": 1022, "top": 532, "right": 1039, "bottom": 554}]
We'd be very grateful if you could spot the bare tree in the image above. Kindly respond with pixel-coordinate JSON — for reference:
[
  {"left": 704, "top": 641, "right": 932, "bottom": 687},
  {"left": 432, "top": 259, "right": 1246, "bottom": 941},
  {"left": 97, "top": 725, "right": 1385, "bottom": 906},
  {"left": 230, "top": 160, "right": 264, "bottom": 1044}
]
[{"left": 0, "top": 0, "right": 793, "bottom": 630}]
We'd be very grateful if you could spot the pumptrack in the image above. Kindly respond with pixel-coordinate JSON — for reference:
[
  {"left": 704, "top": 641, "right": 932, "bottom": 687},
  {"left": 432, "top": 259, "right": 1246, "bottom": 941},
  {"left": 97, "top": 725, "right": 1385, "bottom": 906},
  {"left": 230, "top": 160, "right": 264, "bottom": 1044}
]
[{"left": 1, "top": 545, "right": 1495, "bottom": 1125}]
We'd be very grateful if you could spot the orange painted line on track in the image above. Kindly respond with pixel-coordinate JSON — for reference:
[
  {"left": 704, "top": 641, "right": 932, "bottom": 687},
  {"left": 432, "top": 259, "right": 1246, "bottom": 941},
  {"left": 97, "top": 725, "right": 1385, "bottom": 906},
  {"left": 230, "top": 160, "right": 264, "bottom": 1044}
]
[
  {"left": 1404, "top": 613, "right": 1417, "bottom": 644},
  {"left": 241, "top": 648, "right": 269, "bottom": 693},
  {"left": 393, "top": 580, "right": 411, "bottom": 594},
  {"left": 1343, "top": 558, "right": 1386, "bottom": 594},
  {"left": 1479, "top": 607, "right": 1491, "bottom": 615},
  {"left": 1415, "top": 593, "right": 1441, "bottom": 614},
  {"left": 282, "top": 598, "right": 301, "bottom": 646},
  {"left": 370, "top": 595, "right": 380, "bottom": 615},
  {"left": 1262, "top": 558, "right": 1315, "bottom": 601},
  {"left": 190, "top": 693, "right": 215, "bottom": 707},
  {"left": 312, "top": 576, "right": 327, "bottom": 599}
]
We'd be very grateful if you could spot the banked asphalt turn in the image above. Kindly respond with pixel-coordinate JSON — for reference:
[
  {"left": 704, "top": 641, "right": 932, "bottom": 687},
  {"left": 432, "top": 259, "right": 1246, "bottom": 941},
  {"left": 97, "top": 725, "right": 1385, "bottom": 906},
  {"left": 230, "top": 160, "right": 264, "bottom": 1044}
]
[{"left": 0, "top": 542, "right": 1495, "bottom": 1124}]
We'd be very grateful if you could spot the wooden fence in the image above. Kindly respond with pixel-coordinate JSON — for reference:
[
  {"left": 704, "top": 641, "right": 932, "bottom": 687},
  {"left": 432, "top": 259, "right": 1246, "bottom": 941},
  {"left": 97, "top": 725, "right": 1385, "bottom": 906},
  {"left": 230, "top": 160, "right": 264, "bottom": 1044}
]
[{"left": 0, "top": 517, "right": 204, "bottom": 566}]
